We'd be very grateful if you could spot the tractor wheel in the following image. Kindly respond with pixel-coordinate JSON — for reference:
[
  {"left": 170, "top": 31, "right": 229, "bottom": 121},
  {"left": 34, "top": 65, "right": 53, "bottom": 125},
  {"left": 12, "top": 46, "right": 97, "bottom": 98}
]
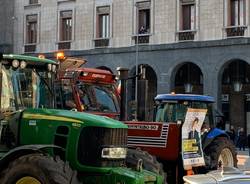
[
  {"left": 0, "top": 154, "right": 80, "bottom": 184},
  {"left": 126, "top": 148, "right": 166, "bottom": 181},
  {"left": 204, "top": 137, "right": 237, "bottom": 170}
]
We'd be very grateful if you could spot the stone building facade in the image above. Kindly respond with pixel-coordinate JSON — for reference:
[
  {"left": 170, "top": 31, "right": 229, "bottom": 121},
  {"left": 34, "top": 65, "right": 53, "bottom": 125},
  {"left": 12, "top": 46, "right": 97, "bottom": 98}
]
[
  {"left": 12, "top": 0, "right": 250, "bottom": 133},
  {"left": 0, "top": 0, "right": 14, "bottom": 53}
]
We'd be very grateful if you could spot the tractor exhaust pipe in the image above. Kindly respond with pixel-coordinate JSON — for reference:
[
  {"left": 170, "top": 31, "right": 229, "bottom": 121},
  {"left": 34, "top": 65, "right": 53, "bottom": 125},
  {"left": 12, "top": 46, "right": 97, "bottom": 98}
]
[{"left": 117, "top": 67, "right": 129, "bottom": 121}]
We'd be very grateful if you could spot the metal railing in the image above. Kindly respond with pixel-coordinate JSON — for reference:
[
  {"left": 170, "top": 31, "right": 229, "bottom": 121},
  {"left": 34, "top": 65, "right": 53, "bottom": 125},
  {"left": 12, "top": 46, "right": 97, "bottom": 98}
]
[
  {"left": 225, "top": 25, "right": 247, "bottom": 37},
  {"left": 24, "top": 44, "right": 36, "bottom": 53},
  {"left": 94, "top": 38, "right": 110, "bottom": 48},
  {"left": 177, "top": 30, "right": 196, "bottom": 41},
  {"left": 132, "top": 33, "right": 151, "bottom": 44},
  {"left": 58, "top": 41, "right": 71, "bottom": 50}
]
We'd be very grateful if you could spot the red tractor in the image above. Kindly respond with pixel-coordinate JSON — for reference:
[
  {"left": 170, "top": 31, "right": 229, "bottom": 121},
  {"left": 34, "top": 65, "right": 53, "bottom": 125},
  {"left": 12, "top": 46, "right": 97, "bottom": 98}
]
[{"left": 55, "top": 58, "right": 237, "bottom": 183}]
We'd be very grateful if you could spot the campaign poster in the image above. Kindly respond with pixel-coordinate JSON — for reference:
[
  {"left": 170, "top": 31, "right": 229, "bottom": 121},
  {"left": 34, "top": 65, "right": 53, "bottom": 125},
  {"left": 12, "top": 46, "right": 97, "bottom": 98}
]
[{"left": 182, "top": 108, "right": 207, "bottom": 170}]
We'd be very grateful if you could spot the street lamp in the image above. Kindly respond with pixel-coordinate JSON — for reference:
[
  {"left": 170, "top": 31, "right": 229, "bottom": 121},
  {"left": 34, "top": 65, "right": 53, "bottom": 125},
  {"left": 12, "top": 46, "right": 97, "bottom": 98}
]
[
  {"left": 184, "top": 63, "right": 193, "bottom": 93},
  {"left": 184, "top": 83, "right": 193, "bottom": 93},
  {"left": 233, "top": 81, "right": 242, "bottom": 92},
  {"left": 233, "top": 61, "right": 242, "bottom": 92}
]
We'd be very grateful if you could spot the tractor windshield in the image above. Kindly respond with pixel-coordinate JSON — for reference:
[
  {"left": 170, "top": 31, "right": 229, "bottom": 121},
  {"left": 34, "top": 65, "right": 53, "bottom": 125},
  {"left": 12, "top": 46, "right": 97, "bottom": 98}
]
[
  {"left": 1, "top": 65, "right": 53, "bottom": 112},
  {"left": 154, "top": 100, "right": 213, "bottom": 127},
  {"left": 60, "top": 80, "right": 120, "bottom": 113},
  {"left": 76, "top": 82, "right": 119, "bottom": 113}
]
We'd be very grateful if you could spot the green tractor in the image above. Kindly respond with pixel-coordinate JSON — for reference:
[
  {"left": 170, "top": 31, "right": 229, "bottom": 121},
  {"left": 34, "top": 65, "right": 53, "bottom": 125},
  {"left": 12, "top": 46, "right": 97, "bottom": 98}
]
[{"left": 0, "top": 54, "right": 163, "bottom": 184}]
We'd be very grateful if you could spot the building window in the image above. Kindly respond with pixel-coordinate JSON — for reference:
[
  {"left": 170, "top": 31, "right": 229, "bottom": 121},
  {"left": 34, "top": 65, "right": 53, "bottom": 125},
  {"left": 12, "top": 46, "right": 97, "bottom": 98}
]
[
  {"left": 178, "top": 0, "right": 196, "bottom": 41},
  {"left": 94, "top": 6, "right": 110, "bottom": 47},
  {"left": 25, "top": 14, "right": 37, "bottom": 53},
  {"left": 26, "top": 14, "right": 37, "bottom": 44},
  {"left": 230, "top": 0, "right": 245, "bottom": 26},
  {"left": 60, "top": 10, "right": 72, "bottom": 41},
  {"left": 133, "top": 1, "right": 151, "bottom": 44},
  {"left": 96, "top": 6, "right": 110, "bottom": 38},
  {"left": 59, "top": 10, "right": 72, "bottom": 49},
  {"left": 181, "top": 4, "right": 195, "bottom": 30},
  {"left": 225, "top": 0, "right": 246, "bottom": 37},
  {"left": 136, "top": 1, "right": 151, "bottom": 34},
  {"left": 29, "top": 0, "right": 38, "bottom": 4}
]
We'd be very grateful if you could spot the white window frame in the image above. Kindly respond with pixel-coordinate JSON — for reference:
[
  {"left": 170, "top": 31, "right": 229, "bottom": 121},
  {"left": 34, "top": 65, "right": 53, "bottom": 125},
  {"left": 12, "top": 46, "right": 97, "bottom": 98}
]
[
  {"left": 224, "top": 0, "right": 246, "bottom": 27},
  {"left": 94, "top": 2, "right": 113, "bottom": 40},
  {"left": 96, "top": 6, "right": 111, "bottom": 38},
  {"left": 133, "top": 0, "right": 154, "bottom": 36},
  {"left": 178, "top": 0, "right": 197, "bottom": 31},
  {"left": 24, "top": 12, "right": 40, "bottom": 45},
  {"left": 176, "top": 0, "right": 199, "bottom": 41},
  {"left": 57, "top": 8, "right": 75, "bottom": 43}
]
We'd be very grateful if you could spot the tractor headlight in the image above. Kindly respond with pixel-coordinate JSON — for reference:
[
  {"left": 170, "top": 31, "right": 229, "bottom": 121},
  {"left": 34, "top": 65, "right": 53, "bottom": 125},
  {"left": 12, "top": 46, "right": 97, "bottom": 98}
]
[
  {"left": 12, "top": 60, "right": 19, "bottom": 68},
  {"left": 47, "top": 63, "right": 52, "bottom": 71},
  {"left": 52, "top": 64, "right": 57, "bottom": 72},
  {"left": 20, "top": 61, "right": 27, "bottom": 69},
  {"left": 101, "top": 147, "right": 127, "bottom": 159}
]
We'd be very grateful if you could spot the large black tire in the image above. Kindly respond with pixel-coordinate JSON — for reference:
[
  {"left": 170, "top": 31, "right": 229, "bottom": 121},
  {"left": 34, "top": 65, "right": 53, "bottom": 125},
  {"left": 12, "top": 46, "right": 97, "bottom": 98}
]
[
  {"left": 0, "top": 154, "right": 80, "bottom": 184},
  {"left": 126, "top": 148, "right": 166, "bottom": 181},
  {"left": 204, "top": 137, "right": 237, "bottom": 170}
]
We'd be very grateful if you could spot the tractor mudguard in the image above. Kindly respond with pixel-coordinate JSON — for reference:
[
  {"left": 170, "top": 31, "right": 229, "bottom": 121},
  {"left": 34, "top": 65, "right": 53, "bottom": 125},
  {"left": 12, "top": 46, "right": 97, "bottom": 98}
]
[
  {"left": 202, "top": 128, "right": 229, "bottom": 150},
  {"left": 0, "top": 144, "right": 61, "bottom": 172},
  {"left": 206, "top": 128, "right": 228, "bottom": 139}
]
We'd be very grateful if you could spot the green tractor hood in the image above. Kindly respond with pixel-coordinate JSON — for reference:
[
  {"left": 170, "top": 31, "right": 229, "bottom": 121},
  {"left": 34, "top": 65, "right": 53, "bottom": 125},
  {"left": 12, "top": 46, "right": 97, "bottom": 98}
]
[{"left": 22, "top": 108, "right": 127, "bottom": 129}]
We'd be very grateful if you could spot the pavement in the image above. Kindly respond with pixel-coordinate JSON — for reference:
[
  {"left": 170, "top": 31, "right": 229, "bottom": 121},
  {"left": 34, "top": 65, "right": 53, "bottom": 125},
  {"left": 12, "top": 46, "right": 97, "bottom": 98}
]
[{"left": 237, "top": 148, "right": 250, "bottom": 170}]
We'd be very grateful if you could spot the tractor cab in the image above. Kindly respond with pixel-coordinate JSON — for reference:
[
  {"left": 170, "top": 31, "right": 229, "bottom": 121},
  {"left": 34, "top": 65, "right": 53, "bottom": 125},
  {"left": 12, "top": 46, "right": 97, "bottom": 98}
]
[
  {"left": 0, "top": 54, "right": 57, "bottom": 115},
  {"left": 56, "top": 66, "right": 120, "bottom": 119},
  {"left": 154, "top": 94, "right": 215, "bottom": 137}
]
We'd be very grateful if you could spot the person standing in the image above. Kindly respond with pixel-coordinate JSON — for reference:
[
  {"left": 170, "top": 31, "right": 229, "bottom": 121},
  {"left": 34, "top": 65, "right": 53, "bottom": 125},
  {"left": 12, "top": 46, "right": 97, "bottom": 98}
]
[
  {"left": 238, "top": 128, "right": 246, "bottom": 151},
  {"left": 248, "top": 134, "right": 250, "bottom": 156},
  {"left": 227, "top": 125, "right": 235, "bottom": 143}
]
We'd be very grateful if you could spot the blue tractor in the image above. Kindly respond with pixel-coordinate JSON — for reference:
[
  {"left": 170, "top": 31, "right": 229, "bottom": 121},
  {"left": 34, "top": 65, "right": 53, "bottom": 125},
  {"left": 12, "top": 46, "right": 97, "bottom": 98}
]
[{"left": 154, "top": 94, "right": 237, "bottom": 170}]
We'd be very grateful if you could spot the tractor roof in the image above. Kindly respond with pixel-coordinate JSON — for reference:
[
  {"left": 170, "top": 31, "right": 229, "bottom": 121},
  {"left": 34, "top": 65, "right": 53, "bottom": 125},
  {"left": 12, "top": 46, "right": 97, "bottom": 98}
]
[
  {"left": 155, "top": 94, "right": 215, "bottom": 103},
  {"left": 3, "top": 54, "right": 57, "bottom": 65},
  {"left": 60, "top": 67, "right": 116, "bottom": 84},
  {"left": 66, "top": 67, "right": 113, "bottom": 75}
]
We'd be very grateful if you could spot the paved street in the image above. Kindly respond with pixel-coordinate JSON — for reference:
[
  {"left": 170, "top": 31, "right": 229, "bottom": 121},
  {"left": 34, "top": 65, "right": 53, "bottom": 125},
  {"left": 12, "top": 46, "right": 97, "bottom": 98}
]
[{"left": 237, "top": 149, "right": 250, "bottom": 170}]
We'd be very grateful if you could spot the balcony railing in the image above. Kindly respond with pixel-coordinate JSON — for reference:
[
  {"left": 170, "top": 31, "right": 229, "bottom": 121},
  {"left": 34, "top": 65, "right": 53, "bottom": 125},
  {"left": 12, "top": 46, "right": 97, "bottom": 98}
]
[
  {"left": 177, "top": 30, "right": 196, "bottom": 41},
  {"left": 133, "top": 33, "right": 151, "bottom": 44},
  {"left": 58, "top": 41, "right": 71, "bottom": 50},
  {"left": 24, "top": 44, "right": 36, "bottom": 53},
  {"left": 94, "top": 38, "right": 110, "bottom": 47},
  {"left": 225, "top": 26, "right": 247, "bottom": 37}
]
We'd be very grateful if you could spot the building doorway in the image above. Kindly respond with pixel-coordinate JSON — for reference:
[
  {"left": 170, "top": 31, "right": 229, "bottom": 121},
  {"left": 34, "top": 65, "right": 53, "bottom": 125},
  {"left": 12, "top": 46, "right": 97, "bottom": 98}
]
[
  {"left": 221, "top": 60, "right": 250, "bottom": 134},
  {"left": 174, "top": 62, "right": 203, "bottom": 94}
]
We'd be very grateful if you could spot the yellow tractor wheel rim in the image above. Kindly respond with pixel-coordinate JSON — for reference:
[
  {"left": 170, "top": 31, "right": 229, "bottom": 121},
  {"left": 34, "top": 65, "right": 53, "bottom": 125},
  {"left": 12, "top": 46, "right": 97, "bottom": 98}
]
[{"left": 16, "top": 176, "right": 41, "bottom": 184}]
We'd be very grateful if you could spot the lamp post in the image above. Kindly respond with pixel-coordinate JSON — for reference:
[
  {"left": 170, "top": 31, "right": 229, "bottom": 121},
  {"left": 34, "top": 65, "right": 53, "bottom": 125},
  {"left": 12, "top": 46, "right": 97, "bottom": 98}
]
[{"left": 134, "top": 3, "right": 139, "bottom": 120}]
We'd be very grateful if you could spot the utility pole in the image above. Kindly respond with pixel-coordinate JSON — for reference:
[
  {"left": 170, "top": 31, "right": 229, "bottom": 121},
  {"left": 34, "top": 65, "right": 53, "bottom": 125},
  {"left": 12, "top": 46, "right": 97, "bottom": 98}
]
[{"left": 134, "top": 3, "right": 139, "bottom": 121}]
